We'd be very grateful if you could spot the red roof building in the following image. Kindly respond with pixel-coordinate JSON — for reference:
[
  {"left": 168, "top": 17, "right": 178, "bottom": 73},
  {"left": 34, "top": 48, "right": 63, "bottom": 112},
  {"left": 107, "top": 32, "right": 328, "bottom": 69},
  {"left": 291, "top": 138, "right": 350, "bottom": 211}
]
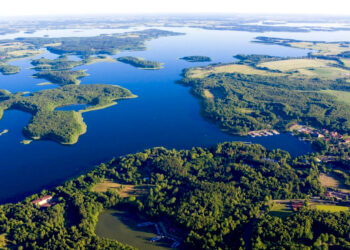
[
  {"left": 291, "top": 202, "right": 304, "bottom": 211},
  {"left": 31, "top": 195, "right": 53, "bottom": 208}
]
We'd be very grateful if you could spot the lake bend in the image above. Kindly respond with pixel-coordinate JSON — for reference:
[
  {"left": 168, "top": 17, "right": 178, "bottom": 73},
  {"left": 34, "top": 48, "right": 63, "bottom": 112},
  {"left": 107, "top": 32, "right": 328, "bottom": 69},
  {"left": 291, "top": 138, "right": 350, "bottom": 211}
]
[{"left": 2, "top": 26, "right": 348, "bottom": 202}]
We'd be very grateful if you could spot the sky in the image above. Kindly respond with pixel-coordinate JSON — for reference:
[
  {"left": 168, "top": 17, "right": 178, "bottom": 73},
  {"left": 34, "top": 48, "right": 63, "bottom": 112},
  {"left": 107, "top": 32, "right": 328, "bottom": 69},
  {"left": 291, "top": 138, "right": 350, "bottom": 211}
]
[{"left": 1, "top": 0, "right": 349, "bottom": 17}]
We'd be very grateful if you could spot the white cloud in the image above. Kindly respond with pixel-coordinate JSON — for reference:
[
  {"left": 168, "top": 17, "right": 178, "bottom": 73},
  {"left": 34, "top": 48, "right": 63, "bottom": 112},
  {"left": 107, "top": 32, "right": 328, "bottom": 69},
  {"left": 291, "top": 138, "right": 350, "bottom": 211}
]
[{"left": 1, "top": 0, "right": 349, "bottom": 16}]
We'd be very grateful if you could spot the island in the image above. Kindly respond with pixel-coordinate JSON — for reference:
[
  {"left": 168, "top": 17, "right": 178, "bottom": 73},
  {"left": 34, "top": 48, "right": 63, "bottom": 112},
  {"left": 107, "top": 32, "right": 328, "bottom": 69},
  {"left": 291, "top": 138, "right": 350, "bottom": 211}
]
[
  {"left": 180, "top": 55, "right": 212, "bottom": 62},
  {"left": 178, "top": 38, "right": 350, "bottom": 136},
  {"left": 117, "top": 56, "right": 163, "bottom": 69},
  {"left": 0, "top": 84, "right": 136, "bottom": 144},
  {"left": 31, "top": 56, "right": 83, "bottom": 71},
  {"left": 9, "top": 29, "right": 184, "bottom": 56},
  {"left": 0, "top": 29, "right": 183, "bottom": 77},
  {"left": 30, "top": 56, "right": 118, "bottom": 85},
  {"left": 33, "top": 70, "right": 88, "bottom": 85},
  {"left": 0, "top": 142, "right": 348, "bottom": 249},
  {"left": 31, "top": 55, "right": 117, "bottom": 72},
  {"left": 0, "top": 64, "right": 20, "bottom": 75}
]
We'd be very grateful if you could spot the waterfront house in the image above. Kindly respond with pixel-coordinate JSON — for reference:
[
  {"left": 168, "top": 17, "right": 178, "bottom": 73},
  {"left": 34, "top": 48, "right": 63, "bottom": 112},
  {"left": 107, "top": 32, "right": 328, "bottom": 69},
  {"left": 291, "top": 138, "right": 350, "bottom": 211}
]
[{"left": 31, "top": 195, "right": 53, "bottom": 208}]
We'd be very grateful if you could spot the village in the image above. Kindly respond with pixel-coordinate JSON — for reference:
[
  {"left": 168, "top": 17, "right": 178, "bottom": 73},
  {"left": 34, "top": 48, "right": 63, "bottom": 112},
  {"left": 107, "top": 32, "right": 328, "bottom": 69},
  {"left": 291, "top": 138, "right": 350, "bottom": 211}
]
[
  {"left": 288, "top": 123, "right": 350, "bottom": 162},
  {"left": 247, "top": 129, "right": 280, "bottom": 137},
  {"left": 289, "top": 123, "right": 350, "bottom": 146}
]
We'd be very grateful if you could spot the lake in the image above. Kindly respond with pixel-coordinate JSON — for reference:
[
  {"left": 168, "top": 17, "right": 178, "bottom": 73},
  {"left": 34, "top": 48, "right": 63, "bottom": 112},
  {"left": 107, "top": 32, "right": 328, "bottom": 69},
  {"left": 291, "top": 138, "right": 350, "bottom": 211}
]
[
  {"left": 95, "top": 209, "right": 170, "bottom": 250},
  {"left": 1, "top": 26, "right": 347, "bottom": 203}
]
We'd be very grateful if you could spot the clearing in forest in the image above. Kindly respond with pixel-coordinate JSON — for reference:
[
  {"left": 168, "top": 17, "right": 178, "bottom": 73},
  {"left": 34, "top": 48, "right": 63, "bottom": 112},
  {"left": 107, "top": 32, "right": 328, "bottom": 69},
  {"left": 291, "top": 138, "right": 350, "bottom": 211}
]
[
  {"left": 320, "top": 89, "right": 350, "bottom": 105},
  {"left": 258, "top": 58, "right": 333, "bottom": 71},
  {"left": 187, "top": 64, "right": 282, "bottom": 78},
  {"left": 92, "top": 180, "right": 150, "bottom": 198}
]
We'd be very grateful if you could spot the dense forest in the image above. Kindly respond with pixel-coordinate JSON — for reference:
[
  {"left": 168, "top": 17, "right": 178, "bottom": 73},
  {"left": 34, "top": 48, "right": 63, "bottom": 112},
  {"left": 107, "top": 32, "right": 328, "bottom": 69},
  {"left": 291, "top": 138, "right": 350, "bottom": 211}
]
[
  {"left": 7, "top": 29, "right": 183, "bottom": 56},
  {"left": 252, "top": 209, "right": 350, "bottom": 249},
  {"left": 178, "top": 50, "right": 350, "bottom": 135},
  {"left": 117, "top": 56, "right": 162, "bottom": 69},
  {"left": 179, "top": 72, "right": 350, "bottom": 135},
  {"left": 0, "top": 142, "right": 347, "bottom": 249}
]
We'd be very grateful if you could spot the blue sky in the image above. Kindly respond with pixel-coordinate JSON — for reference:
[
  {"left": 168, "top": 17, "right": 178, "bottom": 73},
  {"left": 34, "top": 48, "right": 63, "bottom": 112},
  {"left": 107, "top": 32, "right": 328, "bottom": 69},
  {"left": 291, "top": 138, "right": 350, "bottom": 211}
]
[{"left": 1, "top": 0, "right": 349, "bottom": 16}]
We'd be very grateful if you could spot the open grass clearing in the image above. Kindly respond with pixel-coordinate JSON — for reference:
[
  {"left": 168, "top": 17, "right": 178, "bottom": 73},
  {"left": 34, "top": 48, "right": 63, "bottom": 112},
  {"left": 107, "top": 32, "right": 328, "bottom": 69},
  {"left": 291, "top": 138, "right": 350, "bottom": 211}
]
[
  {"left": 203, "top": 89, "right": 214, "bottom": 99},
  {"left": 258, "top": 58, "right": 335, "bottom": 71},
  {"left": 341, "top": 59, "right": 350, "bottom": 68},
  {"left": 319, "top": 172, "right": 350, "bottom": 193},
  {"left": 7, "top": 49, "right": 41, "bottom": 57},
  {"left": 0, "top": 233, "right": 7, "bottom": 248},
  {"left": 269, "top": 202, "right": 293, "bottom": 218},
  {"left": 187, "top": 64, "right": 282, "bottom": 78},
  {"left": 314, "top": 204, "right": 349, "bottom": 212},
  {"left": 309, "top": 67, "right": 350, "bottom": 79},
  {"left": 319, "top": 173, "right": 340, "bottom": 189},
  {"left": 320, "top": 89, "right": 350, "bottom": 105},
  {"left": 92, "top": 179, "right": 150, "bottom": 198},
  {"left": 289, "top": 42, "right": 349, "bottom": 56}
]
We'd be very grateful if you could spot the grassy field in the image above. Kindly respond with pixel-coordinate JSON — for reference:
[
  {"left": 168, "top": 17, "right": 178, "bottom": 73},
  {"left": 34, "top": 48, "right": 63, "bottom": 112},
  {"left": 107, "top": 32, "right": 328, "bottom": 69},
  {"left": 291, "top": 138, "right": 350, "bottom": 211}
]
[
  {"left": 95, "top": 209, "right": 169, "bottom": 250},
  {"left": 306, "top": 67, "right": 350, "bottom": 79},
  {"left": 187, "top": 64, "right": 282, "bottom": 78},
  {"left": 288, "top": 42, "right": 349, "bottom": 56},
  {"left": 0, "top": 233, "right": 7, "bottom": 248},
  {"left": 341, "top": 59, "right": 350, "bottom": 68},
  {"left": 319, "top": 172, "right": 350, "bottom": 193},
  {"left": 84, "top": 56, "right": 117, "bottom": 65},
  {"left": 203, "top": 89, "right": 214, "bottom": 99},
  {"left": 269, "top": 203, "right": 293, "bottom": 218},
  {"left": 319, "top": 173, "right": 340, "bottom": 189},
  {"left": 314, "top": 205, "right": 349, "bottom": 212},
  {"left": 320, "top": 89, "right": 350, "bottom": 105},
  {"left": 92, "top": 180, "right": 150, "bottom": 198},
  {"left": 7, "top": 49, "right": 42, "bottom": 57},
  {"left": 258, "top": 58, "right": 334, "bottom": 71},
  {"left": 257, "top": 58, "right": 350, "bottom": 79}
]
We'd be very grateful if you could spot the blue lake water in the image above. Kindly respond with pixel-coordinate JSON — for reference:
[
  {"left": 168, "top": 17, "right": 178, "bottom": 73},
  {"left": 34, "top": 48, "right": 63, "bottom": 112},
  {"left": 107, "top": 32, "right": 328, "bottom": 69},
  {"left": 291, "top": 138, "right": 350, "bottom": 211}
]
[
  {"left": 1, "top": 27, "right": 347, "bottom": 203},
  {"left": 55, "top": 104, "right": 90, "bottom": 111}
]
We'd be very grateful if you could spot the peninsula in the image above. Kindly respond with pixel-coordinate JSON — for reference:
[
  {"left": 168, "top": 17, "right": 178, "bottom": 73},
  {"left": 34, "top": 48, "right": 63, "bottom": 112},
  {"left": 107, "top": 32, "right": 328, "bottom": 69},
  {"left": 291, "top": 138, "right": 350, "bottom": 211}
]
[
  {"left": 178, "top": 38, "right": 350, "bottom": 136},
  {"left": 0, "top": 84, "right": 136, "bottom": 144}
]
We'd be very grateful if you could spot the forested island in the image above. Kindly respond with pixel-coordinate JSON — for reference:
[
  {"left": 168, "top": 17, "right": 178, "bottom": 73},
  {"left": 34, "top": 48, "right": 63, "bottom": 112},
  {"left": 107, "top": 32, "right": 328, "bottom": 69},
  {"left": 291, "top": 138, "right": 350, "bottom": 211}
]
[
  {"left": 31, "top": 56, "right": 82, "bottom": 71},
  {"left": 0, "top": 64, "right": 20, "bottom": 75},
  {"left": 178, "top": 38, "right": 350, "bottom": 136},
  {"left": 0, "top": 84, "right": 136, "bottom": 144},
  {"left": 5, "top": 29, "right": 183, "bottom": 57},
  {"left": 180, "top": 56, "right": 212, "bottom": 62},
  {"left": 117, "top": 56, "right": 163, "bottom": 69},
  {"left": 33, "top": 70, "right": 88, "bottom": 85},
  {"left": 0, "top": 142, "right": 348, "bottom": 249}
]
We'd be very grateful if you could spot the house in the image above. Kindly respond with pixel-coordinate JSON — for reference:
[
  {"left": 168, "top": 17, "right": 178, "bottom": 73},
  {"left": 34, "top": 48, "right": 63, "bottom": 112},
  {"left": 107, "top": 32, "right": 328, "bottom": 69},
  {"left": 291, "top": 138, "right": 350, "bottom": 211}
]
[
  {"left": 344, "top": 139, "right": 350, "bottom": 144},
  {"left": 31, "top": 195, "right": 53, "bottom": 208},
  {"left": 330, "top": 132, "right": 339, "bottom": 138},
  {"left": 317, "top": 133, "right": 324, "bottom": 138},
  {"left": 291, "top": 201, "right": 304, "bottom": 211}
]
